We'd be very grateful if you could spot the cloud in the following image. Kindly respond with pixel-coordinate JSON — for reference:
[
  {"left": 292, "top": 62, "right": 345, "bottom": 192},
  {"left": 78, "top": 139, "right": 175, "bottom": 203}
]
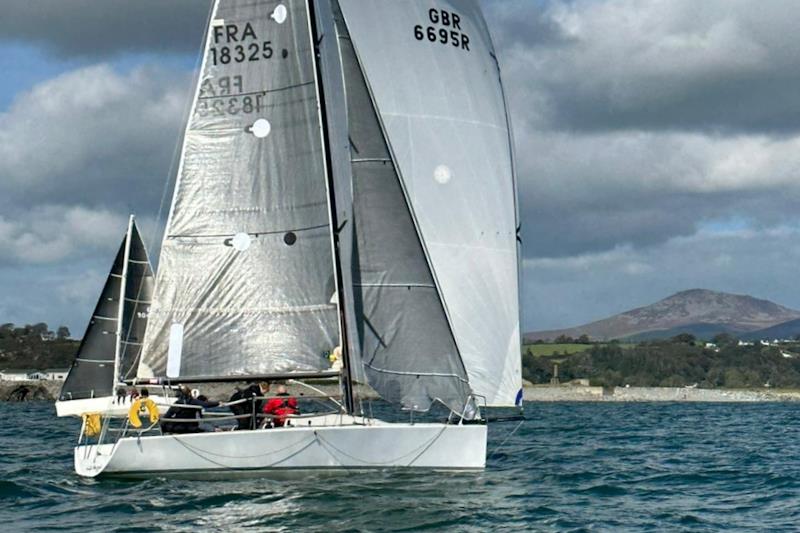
[
  {"left": 0, "top": 63, "right": 191, "bottom": 213},
  {"left": 0, "top": 0, "right": 213, "bottom": 58},
  {"left": 0, "top": 205, "right": 127, "bottom": 265},
  {"left": 522, "top": 225, "right": 800, "bottom": 330},
  {"left": 516, "top": 128, "right": 800, "bottom": 258},
  {"left": 484, "top": 0, "right": 800, "bottom": 135}
]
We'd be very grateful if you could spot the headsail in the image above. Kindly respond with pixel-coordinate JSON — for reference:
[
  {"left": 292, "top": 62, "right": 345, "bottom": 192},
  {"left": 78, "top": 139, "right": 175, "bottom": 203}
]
[
  {"left": 328, "top": 0, "right": 471, "bottom": 414},
  {"left": 138, "top": 0, "right": 339, "bottom": 379},
  {"left": 59, "top": 217, "right": 154, "bottom": 401},
  {"left": 338, "top": 0, "right": 522, "bottom": 406}
]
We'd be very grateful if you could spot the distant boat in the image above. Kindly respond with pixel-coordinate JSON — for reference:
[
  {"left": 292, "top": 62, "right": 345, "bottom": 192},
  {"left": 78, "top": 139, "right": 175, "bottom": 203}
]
[
  {"left": 55, "top": 216, "right": 173, "bottom": 417},
  {"left": 72, "top": 0, "right": 522, "bottom": 478}
]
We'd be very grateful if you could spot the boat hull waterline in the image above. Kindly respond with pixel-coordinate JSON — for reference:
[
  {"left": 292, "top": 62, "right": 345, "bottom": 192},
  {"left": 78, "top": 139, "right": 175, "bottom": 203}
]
[{"left": 74, "top": 419, "right": 487, "bottom": 477}]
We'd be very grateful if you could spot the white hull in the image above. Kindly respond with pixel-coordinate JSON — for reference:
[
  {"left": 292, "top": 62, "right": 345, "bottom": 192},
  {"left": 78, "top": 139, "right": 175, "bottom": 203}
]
[
  {"left": 56, "top": 395, "right": 174, "bottom": 417},
  {"left": 74, "top": 416, "right": 486, "bottom": 477}
]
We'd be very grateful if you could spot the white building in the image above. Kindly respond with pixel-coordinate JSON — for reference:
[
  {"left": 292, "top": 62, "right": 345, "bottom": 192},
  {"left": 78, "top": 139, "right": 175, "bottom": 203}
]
[
  {"left": 45, "top": 368, "right": 69, "bottom": 381},
  {"left": 0, "top": 369, "right": 36, "bottom": 381}
]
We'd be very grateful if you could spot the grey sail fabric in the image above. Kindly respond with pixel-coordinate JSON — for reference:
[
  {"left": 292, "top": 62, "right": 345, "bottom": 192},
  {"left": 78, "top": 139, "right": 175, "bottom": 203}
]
[
  {"left": 332, "top": 2, "right": 471, "bottom": 414},
  {"left": 59, "top": 220, "right": 154, "bottom": 401},
  {"left": 310, "top": 0, "right": 365, "bottom": 392},
  {"left": 59, "top": 238, "right": 126, "bottom": 400},
  {"left": 118, "top": 222, "right": 155, "bottom": 380},
  {"left": 139, "top": 0, "right": 338, "bottom": 379},
  {"left": 338, "top": 0, "right": 522, "bottom": 406}
]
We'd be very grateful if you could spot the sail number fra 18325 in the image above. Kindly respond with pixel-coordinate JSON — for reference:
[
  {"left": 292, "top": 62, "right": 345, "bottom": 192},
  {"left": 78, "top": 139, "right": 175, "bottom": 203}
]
[{"left": 414, "top": 8, "right": 470, "bottom": 51}]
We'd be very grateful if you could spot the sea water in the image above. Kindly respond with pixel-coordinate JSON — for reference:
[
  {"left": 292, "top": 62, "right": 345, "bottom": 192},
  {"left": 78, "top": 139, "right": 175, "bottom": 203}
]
[{"left": 1, "top": 401, "right": 799, "bottom": 531}]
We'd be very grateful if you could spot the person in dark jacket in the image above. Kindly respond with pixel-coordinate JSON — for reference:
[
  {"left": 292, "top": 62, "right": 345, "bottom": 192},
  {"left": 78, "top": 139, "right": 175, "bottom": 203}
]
[
  {"left": 161, "top": 387, "right": 220, "bottom": 433},
  {"left": 228, "top": 383, "right": 266, "bottom": 430}
]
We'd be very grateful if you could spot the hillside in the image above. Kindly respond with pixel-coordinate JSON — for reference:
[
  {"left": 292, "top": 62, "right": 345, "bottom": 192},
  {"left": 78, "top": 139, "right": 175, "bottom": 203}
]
[
  {"left": 527, "top": 289, "right": 800, "bottom": 341},
  {"left": 740, "top": 319, "right": 800, "bottom": 341},
  {"left": 0, "top": 323, "right": 78, "bottom": 370}
]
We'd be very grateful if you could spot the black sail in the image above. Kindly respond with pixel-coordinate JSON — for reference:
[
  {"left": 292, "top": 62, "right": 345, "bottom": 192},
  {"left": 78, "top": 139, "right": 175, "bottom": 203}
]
[{"left": 59, "top": 219, "right": 154, "bottom": 401}]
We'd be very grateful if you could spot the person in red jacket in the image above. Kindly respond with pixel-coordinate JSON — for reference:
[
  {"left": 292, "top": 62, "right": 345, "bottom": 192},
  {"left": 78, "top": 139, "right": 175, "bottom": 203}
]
[{"left": 262, "top": 384, "right": 298, "bottom": 427}]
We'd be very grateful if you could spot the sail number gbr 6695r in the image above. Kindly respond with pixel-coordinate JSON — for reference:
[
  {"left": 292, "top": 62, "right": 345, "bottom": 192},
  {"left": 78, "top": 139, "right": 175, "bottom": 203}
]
[{"left": 414, "top": 8, "right": 470, "bottom": 51}]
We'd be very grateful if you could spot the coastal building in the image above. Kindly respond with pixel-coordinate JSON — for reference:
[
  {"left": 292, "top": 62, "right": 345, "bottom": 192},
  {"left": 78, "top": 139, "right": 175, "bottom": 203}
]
[
  {"left": 45, "top": 368, "right": 69, "bottom": 381},
  {"left": 0, "top": 369, "right": 37, "bottom": 381},
  {"left": 0, "top": 368, "right": 70, "bottom": 381}
]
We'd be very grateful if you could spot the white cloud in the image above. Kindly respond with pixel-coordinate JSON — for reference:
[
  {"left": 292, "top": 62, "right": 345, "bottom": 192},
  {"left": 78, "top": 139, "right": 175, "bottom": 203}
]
[
  {"left": 0, "top": 63, "right": 190, "bottom": 209},
  {"left": 0, "top": 205, "right": 126, "bottom": 264}
]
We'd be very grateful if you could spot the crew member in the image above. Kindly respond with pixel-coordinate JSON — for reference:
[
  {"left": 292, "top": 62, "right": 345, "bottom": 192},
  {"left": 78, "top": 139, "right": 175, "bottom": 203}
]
[{"left": 262, "top": 384, "right": 298, "bottom": 428}]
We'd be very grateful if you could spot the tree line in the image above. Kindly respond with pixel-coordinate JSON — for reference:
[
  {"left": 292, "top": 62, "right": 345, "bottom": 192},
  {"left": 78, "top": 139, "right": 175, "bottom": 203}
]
[
  {"left": 523, "top": 334, "right": 800, "bottom": 389},
  {"left": 0, "top": 322, "right": 78, "bottom": 370}
]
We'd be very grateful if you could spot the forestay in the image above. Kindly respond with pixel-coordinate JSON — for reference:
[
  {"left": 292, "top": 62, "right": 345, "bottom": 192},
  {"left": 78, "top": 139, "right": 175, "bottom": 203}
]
[
  {"left": 139, "top": 0, "right": 338, "bottom": 379},
  {"left": 338, "top": 0, "right": 522, "bottom": 406}
]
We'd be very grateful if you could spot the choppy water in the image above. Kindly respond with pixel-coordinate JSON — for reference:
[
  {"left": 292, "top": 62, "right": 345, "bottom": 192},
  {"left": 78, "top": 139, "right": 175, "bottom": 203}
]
[{"left": 2, "top": 402, "right": 800, "bottom": 531}]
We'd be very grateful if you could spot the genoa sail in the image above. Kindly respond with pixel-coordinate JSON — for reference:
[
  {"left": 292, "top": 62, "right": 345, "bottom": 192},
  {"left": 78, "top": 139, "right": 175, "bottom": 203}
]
[
  {"left": 60, "top": 218, "right": 154, "bottom": 401},
  {"left": 328, "top": 0, "right": 471, "bottom": 414},
  {"left": 337, "top": 0, "right": 522, "bottom": 406},
  {"left": 138, "top": 0, "right": 339, "bottom": 379}
]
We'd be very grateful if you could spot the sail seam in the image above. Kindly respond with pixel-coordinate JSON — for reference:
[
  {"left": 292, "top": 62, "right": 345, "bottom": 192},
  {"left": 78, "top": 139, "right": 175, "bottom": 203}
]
[
  {"left": 352, "top": 157, "right": 391, "bottom": 163},
  {"left": 150, "top": 305, "right": 334, "bottom": 314},
  {"left": 354, "top": 283, "right": 435, "bottom": 289},
  {"left": 197, "top": 81, "right": 315, "bottom": 99},
  {"left": 362, "top": 362, "right": 470, "bottom": 384},
  {"left": 166, "top": 223, "right": 329, "bottom": 239},
  {"left": 382, "top": 111, "right": 508, "bottom": 132}
]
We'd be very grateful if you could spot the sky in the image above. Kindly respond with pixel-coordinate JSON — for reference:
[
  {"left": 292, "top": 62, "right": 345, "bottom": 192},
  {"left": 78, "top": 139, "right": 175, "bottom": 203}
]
[{"left": 2, "top": 0, "right": 800, "bottom": 336}]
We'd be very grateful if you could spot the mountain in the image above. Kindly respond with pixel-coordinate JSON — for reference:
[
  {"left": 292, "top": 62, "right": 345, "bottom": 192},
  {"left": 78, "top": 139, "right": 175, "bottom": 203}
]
[
  {"left": 526, "top": 289, "right": 800, "bottom": 341},
  {"left": 740, "top": 318, "right": 800, "bottom": 341}
]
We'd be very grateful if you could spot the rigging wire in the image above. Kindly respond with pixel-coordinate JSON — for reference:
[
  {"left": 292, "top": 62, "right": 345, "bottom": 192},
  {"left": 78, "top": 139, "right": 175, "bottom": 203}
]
[{"left": 120, "top": 1, "right": 217, "bottom": 382}]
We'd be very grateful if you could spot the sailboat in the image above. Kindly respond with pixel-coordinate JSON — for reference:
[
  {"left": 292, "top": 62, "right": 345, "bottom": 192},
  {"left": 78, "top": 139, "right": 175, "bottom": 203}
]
[
  {"left": 72, "top": 0, "right": 522, "bottom": 477},
  {"left": 55, "top": 216, "right": 167, "bottom": 418}
]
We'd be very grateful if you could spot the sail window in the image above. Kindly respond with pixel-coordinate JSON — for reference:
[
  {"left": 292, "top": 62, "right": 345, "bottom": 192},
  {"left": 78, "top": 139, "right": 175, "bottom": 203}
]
[
  {"left": 231, "top": 232, "right": 252, "bottom": 251},
  {"left": 251, "top": 118, "right": 272, "bottom": 138},
  {"left": 434, "top": 164, "right": 452, "bottom": 184},
  {"left": 271, "top": 5, "right": 288, "bottom": 24},
  {"left": 284, "top": 232, "right": 297, "bottom": 246}
]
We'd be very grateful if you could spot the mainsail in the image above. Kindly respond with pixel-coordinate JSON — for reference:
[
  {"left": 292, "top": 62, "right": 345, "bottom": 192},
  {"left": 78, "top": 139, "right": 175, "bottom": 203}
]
[
  {"left": 138, "top": 0, "right": 520, "bottom": 412},
  {"left": 60, "top": 217, "right": 154, "bottom": 401},
  {"left": 138, "top": 0, "right": 339, "bottom": 379},
  {"left": 337, "top": 0, "right": 522, "bottom": 406}
]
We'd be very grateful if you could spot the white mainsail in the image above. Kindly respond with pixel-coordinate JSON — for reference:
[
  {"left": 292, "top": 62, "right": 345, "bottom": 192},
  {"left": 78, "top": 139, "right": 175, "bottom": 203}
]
[{"left": 338, "top": 0, "right": 522, "bottom": 406}]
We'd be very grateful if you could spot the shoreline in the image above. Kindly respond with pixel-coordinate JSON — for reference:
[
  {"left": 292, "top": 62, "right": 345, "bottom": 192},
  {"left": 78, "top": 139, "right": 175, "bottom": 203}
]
[
  {"left": 522, "top": 385, "right": 800, "bottom": 402},
  {"left": 4, "top": 380, "right": 800, "bottom": 403}
]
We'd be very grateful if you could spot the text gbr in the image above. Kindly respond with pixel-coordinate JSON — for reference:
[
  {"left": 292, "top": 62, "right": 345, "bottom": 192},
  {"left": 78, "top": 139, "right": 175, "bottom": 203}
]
[{"left": 414, "top": 8, "right": 470, "bottom": 51}]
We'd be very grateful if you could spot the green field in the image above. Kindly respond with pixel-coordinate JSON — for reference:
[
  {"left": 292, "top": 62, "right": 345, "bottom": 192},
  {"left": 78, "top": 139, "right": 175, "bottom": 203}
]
[
  {"left": 523, "top": 343, "right": 594, "bottom": 356},
  {"left": 523, "top": 343, "right": 636, "bottom": 357}
]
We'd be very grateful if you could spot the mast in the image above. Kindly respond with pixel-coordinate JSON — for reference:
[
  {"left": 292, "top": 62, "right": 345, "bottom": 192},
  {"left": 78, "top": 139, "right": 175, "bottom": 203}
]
[
  {"left": 112, "top": 214, "right": 134, "bottom": 390},
  {"left": 307, "top": 0, "right": 356, "bottom": 414}
]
